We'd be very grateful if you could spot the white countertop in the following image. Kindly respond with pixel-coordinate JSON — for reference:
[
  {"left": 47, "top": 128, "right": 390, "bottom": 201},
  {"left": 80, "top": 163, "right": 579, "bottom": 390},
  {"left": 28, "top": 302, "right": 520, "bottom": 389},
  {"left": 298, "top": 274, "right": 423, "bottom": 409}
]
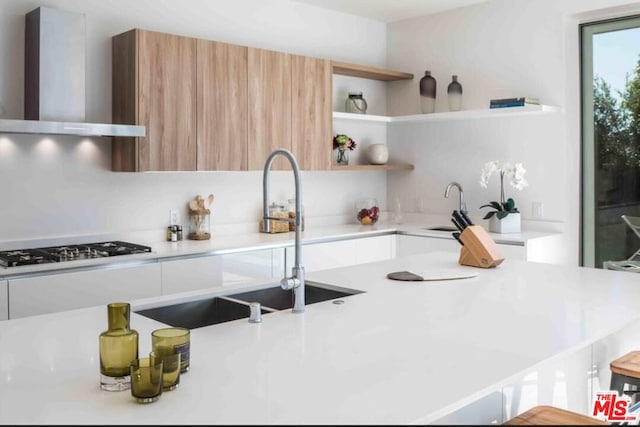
[
  {"left": 0, "top": 251, "right": 637, "bottom": 424},
  {"left": 0, "top": 216, "right": 560, "bottom": 278}
]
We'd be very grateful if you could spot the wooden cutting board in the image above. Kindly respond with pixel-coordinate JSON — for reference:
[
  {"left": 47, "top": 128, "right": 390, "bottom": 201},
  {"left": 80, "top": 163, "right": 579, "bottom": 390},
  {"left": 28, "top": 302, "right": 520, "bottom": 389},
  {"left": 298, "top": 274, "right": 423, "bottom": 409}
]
[{"left": 387, "top": 269, "right": 478, "bottom": 281}]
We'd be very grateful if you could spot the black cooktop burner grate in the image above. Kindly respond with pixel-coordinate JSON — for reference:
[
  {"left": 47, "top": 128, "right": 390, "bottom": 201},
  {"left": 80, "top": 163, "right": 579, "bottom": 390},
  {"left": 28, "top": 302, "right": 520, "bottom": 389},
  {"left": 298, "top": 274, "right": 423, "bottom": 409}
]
[{"left": 0, "top": 241, "right": 152, "bottom": 268}]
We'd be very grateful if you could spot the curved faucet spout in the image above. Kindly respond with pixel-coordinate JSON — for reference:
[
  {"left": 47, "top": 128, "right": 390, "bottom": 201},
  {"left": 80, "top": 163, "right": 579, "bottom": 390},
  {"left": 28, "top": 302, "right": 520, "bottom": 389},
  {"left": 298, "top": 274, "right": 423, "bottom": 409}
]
[
  {"left": 262, "top": 149, "right": 305, "bottom": 314},
  {"left": 444, "top": 181, "right": 467, "bottom": 213}
]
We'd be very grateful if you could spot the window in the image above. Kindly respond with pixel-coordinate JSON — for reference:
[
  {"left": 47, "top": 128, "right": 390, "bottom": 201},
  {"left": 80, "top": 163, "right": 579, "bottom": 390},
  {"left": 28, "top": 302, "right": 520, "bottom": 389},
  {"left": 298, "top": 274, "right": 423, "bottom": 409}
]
[{"left": 581, "top": 16, "right": 640, "bottom": 268}]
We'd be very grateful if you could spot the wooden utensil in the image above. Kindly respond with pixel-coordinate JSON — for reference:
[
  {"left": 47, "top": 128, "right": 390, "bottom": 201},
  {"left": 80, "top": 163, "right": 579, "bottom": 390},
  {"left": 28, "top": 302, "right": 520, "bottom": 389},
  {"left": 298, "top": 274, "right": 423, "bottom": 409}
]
[{"left": 205, "top": 194, "right": 214, "bottom": 209}]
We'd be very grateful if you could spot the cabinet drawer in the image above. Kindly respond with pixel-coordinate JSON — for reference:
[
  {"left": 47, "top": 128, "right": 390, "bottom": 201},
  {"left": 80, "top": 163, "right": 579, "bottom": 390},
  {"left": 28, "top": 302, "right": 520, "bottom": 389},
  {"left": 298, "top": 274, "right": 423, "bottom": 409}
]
[
  {"left": 0, "top": 280, "right": 7, "bottom": 321},
  {"left": 8, "top": 263, "right": 161, "bottom": 319},
  {"left": 285, "top": 235, "right": 395, "bottom": 273},
  {"left": 396, "top": 235, "right": 526, "bottom": 261},
  {"left": 161, "top": 248, "right": 283, "bottom": 295}
]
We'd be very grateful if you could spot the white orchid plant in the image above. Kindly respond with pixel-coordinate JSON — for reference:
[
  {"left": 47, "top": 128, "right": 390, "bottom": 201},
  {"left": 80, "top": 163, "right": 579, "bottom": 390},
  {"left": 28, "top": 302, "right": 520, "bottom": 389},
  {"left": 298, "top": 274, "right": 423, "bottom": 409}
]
[{"left": 479, "top": 161, "right": 528, "bottom": 220}]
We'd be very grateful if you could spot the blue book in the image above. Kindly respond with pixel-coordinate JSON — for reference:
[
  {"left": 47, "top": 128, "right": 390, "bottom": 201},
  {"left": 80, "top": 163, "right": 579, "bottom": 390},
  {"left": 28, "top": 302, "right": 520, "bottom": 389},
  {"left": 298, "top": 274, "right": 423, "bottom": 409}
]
[
  {"left": 490, "top": 102, "right": 529, "bottom": 108},
  {"left": 490, "top": 97, "right": 540, "bottom": 108}
]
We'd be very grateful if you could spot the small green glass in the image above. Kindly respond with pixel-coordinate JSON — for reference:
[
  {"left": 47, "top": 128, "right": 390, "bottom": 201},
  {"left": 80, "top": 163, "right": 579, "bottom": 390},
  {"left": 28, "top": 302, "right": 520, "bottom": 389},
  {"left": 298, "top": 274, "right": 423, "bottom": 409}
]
[{"left": 130, "top": 353, "right": 163, "bottom": 404}]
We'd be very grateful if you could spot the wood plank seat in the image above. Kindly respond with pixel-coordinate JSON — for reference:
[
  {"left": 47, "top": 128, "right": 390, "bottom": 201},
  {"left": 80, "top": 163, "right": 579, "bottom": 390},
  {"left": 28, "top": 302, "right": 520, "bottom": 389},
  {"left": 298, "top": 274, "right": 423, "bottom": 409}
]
[{"left": 504, "top": 405, "right": 608, "bottom": 425}]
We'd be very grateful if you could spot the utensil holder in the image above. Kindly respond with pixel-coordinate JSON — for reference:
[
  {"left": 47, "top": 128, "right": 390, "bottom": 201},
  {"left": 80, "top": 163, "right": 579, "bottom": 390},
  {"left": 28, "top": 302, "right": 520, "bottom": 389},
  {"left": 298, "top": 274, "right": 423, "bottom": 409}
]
[
  {"left": 458, "top": 225, "right": 504, "bottom": 268},
  {"left": 188, "top": 209, "right": 211, "bottom": 240}
]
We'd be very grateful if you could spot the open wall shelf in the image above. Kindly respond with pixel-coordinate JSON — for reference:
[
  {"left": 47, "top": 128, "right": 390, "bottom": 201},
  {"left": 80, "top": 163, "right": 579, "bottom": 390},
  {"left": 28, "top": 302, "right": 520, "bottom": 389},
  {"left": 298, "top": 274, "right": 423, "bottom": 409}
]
[
  {"left": 332, "top": 61, "right": 414, "bottom": 81},
  {"left": 330, "top": 164, "right": 414, "bottom": 171},
  {"left": 333, "top": 104, "right": 561, "bottom": 124}
]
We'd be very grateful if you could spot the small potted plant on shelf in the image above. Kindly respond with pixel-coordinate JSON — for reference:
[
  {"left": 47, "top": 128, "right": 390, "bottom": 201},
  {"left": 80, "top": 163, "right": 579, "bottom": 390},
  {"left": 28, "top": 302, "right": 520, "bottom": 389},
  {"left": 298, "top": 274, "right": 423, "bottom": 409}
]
[
  {"left": 333, "top": 134, "right": 357, "bottom": 166},
  {"left": 479, "top": 160, "right": 528, "bottom": 233}
]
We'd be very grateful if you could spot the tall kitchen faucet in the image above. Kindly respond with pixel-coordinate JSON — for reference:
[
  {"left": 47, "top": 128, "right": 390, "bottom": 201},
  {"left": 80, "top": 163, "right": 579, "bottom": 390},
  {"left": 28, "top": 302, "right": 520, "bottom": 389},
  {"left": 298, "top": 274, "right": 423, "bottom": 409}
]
[
  {"left": 261, "top": 149, "right": 305, "bottom": 313},
  {"left": 444, "top": 182, "right": 467, "bottom": 214}
]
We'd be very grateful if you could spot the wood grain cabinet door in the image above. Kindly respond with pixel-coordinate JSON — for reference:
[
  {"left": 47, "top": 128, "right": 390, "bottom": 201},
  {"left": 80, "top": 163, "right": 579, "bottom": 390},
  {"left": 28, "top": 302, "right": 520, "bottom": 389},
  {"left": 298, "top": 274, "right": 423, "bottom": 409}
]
[
  {"left": 247, "top": 48, "right": 292, "bottom": 170},
  {"left": 197, "top": 40, "right": 248, "bottom": 171},
  {"left": 112, "top": 29, "right": 197, "bottom": 172},
  {"left": 137, "top": 30, "right": 197, "bottom": 171},
  {"left": 292, "top": 55, "right": 332, "bottom": 170}
]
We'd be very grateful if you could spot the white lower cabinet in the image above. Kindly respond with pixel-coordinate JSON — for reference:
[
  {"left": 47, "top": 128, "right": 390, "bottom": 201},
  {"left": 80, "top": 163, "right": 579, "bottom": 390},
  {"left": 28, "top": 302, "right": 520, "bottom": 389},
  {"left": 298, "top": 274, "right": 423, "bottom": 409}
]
[
  {"left": 286, "top": 235, "right": 395, "bottom": 273},
  {"left": 0, "top": 280, "right": 7, "bottom": 321},
  {"left": 396, "top": 234, "right": 526, "bottom": 261},
  {"left": 8, "top": 263, "right": 162, "bottom": 319},
  {"left": 161, "top": 248, "right": 283, "bottom": 295},
  {"left": 500, "top": 345, "right": 592, "bottom": 422},
  {"left": 396, "top": 235, "right": 459, "bottom": 258}
]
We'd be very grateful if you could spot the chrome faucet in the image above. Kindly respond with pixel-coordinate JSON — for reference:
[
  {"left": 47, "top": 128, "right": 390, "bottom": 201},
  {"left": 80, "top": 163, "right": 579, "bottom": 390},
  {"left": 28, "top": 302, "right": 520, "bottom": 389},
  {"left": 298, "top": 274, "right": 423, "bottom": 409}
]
[
  {"left": 261, "top": 149, "right": 305, "bottom": 314},
  {"left": 444, "top": 182, "right": 467, "bottom": 213}
]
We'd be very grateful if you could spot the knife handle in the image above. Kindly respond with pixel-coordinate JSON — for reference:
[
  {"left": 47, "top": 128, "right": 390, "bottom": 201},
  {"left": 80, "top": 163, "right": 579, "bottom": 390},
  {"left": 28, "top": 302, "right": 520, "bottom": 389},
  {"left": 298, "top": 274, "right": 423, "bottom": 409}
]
[
  {"left": 452, "top": 210, "right": 468, "bottom": 229},
  {"left": 452, "top": 232, "right": 464, "bottom": 246},
  {"left": 451, "top": 218, "right": 463, "bottom": 232},
  {"left": 460, "top": 210, "right": 474, "bottom": 226}
]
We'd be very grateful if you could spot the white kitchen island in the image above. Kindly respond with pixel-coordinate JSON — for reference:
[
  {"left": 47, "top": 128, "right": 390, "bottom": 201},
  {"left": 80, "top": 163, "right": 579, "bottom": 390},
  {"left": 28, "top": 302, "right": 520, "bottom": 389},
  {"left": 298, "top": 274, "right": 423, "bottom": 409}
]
[{"left": 1, "top": 251, "right": 639, "bottom": 425}]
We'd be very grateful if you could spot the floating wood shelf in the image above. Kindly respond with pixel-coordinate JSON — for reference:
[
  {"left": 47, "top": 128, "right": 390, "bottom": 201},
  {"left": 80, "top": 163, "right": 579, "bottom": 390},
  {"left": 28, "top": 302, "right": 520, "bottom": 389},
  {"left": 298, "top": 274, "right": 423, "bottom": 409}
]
[
  {"left": 330, "top": 164, "right": 414, "bottom": 171},
  {"left": 332, "top": 61, "right": 413, "bottom": 81},
  {"left": 333, "top": 105, "right": 561, "bottom": 124}
]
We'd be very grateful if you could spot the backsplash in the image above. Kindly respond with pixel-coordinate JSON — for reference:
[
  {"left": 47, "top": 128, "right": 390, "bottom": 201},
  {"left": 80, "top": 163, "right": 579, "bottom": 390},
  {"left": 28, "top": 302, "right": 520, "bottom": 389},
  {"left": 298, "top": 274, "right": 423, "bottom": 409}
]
[{"left": 0, "top": 135, "right": 387, "bottom": 242}]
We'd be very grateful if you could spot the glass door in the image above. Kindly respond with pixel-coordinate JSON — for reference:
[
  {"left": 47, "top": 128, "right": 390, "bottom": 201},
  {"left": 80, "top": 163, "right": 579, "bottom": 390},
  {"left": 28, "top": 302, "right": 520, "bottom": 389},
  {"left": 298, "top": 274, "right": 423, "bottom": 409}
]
[{"left": 581, "top": 16, "right": 640, "bottom": 268}]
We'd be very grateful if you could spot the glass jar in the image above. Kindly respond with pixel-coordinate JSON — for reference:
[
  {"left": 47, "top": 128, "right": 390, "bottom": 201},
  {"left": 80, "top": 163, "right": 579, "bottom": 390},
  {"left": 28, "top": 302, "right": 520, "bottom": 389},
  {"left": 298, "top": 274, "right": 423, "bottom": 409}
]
[
  {"left": 99, "top": 302, "right": 139, "bottom": 391},
  {"left": 355, "top": 198, "right": 379, "bottom": 225},
  {"left": 188, "top": 209, "right": 211, "bottom": 240},
  {"left": 345, "top": 91, "right": 368, "bottom": 114}
]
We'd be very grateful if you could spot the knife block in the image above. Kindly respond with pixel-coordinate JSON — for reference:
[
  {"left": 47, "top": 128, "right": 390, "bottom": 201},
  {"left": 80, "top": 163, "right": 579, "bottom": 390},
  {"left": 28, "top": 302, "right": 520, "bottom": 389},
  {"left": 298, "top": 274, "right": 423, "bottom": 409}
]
[{"left": 458, "top": 225, "right": 505, "bottom": 268}]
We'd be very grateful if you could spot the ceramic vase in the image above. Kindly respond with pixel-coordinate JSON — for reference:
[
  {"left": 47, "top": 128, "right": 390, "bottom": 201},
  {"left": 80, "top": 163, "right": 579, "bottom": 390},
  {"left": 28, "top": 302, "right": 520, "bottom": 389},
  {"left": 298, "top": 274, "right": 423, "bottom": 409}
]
[
  {"left": 419, "top": 70, "right": 436, "bottom": 114},
  {"left": 447, "top": 75, "right": 463, "bottom": 112},
  {"left": 366, "top": 144, "right": 388, "bottom": 165},
  {"left": 489, "top": 212, "right": 521, "bottom": 234}
]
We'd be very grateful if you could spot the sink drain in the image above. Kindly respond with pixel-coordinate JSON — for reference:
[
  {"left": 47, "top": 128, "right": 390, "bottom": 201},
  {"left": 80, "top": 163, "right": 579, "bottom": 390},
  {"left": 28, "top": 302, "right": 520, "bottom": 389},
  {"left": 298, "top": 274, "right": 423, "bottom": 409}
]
[{"left": 333, "top": 300, "right": 345, "bottom": 305}]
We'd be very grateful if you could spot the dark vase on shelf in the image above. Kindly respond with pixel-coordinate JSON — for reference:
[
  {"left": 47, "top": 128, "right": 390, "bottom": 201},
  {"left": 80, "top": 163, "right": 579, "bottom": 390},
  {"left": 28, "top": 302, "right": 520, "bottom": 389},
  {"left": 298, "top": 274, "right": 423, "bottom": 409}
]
[
  {"left": 419, "top": 70, "right": 436, "bottom": 114},
  {"left": 447, "top": 75, "right": 463, "bottom": 112}
]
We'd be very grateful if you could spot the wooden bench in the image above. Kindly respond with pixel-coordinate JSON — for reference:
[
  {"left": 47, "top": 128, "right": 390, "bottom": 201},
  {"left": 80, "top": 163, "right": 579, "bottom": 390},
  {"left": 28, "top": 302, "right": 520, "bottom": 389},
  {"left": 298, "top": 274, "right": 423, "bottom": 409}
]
[{"left": 504, "top": 405, "right": 608, "bottom": 425}]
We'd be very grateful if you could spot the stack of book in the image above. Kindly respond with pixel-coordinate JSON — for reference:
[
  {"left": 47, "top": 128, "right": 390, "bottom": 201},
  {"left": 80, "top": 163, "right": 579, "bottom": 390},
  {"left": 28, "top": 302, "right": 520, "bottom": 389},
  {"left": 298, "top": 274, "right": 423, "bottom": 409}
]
[{"left": 489, "top": 97, "right": 540, "bottom": 109}]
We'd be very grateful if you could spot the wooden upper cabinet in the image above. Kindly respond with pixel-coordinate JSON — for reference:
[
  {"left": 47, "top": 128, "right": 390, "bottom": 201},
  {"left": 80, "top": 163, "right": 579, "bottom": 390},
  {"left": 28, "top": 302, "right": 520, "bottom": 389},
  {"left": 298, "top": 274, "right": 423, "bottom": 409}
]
[
  {"left": 247, "top": 48, "right": 292, "bottom": 171},
  {"left": 197, "top": 40, "right": 248, "bottom": 171},
  {"left": 112, "top": 29, "right": 197, "bottom": 172},
  {"left": 291, "top": 55, "right": 332, "bottom": 170}
]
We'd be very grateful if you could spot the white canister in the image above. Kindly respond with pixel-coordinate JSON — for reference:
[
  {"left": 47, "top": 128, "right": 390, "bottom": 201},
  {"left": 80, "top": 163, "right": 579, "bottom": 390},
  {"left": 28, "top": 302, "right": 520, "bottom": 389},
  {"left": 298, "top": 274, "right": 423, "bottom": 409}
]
[{"left": 366, "top": 144, "right": 389, "bottom": 165}]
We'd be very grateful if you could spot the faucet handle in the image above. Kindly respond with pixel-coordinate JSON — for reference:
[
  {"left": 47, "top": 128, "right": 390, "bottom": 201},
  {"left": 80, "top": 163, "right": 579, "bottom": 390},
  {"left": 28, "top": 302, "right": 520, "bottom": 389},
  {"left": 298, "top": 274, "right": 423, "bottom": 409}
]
[
  {"left": 248, "top": 302, "right": 262, "bottom": 323},
  {"left": 280, "top": 277, "right": 301, "bottom": 291}
]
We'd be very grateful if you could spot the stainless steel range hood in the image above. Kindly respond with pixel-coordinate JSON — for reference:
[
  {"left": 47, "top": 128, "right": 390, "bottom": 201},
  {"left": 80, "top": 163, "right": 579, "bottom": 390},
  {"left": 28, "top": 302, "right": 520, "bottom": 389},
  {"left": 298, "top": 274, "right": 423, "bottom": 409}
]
[{"left": 0, "top": 7, "right": 144, "bottom": 138}]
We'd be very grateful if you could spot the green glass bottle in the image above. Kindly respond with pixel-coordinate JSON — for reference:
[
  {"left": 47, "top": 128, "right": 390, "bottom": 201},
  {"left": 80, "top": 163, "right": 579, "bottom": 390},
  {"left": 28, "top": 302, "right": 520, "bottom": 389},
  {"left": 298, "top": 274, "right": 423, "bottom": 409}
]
[{"left": 99, "top": 302, "right": 139, "bottom": 391}]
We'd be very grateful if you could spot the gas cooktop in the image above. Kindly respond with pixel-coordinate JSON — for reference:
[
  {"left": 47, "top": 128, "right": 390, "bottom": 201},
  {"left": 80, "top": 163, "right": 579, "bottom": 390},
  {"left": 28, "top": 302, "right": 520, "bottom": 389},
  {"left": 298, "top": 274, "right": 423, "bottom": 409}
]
[{"left": 0, "top": 241, "right": 152, "bottom": 268}]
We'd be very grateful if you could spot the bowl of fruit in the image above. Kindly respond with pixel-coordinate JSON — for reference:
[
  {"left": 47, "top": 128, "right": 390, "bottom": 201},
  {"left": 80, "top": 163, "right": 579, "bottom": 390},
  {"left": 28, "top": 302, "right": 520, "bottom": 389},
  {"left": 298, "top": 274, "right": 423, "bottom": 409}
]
[{"left": 355, "top": 198, "right": 379, "bottom": 225}]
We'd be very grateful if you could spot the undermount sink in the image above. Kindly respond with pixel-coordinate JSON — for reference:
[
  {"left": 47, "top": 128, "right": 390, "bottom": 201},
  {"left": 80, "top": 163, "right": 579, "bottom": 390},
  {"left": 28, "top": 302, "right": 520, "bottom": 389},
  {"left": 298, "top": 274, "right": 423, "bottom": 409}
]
[
  {"left": 424, "top": 225, "right": 457, "bottom": 232},
  {"left": 135, "top": 297, "right": 268, "bottom": 330},
  {"left": 135, "top": 281, "right": 364, "bottom": 330},
  {"left": 227, "top": 281, "right": 363, "bottom": 311}
]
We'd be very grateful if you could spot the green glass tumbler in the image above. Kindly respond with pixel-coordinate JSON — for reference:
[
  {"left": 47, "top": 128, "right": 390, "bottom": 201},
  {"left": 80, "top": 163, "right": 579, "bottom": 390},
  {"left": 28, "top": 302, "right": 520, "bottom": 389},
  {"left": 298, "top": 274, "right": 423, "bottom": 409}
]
[
  {"left": 130, "top": 353, "right": 163, "bottom": 404},
  {"left": 152, "top": 327, "right": 190, "bottom": 373}
]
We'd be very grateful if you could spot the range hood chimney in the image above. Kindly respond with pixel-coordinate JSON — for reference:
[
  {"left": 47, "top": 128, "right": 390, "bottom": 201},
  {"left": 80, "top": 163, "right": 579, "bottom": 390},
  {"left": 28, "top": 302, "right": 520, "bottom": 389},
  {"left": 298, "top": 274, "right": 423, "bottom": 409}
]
[{"left": 0, "top": 6, "right": 144, "bottom": 137}]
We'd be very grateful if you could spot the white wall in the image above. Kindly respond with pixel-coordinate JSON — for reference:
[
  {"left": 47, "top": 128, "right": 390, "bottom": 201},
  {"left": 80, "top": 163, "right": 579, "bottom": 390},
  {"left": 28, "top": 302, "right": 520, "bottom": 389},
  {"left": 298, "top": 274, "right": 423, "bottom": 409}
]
[
  {"left": 385, "top": 0, "right": 640, "bottom": 265},
  {"left": 0, "top": 0, "right": 388, "bottom": 242}
]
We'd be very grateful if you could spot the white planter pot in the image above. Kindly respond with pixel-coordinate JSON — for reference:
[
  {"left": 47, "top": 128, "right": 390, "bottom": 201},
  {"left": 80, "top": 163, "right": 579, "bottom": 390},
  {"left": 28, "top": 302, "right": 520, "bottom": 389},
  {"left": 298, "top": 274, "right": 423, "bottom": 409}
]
[
  {"left": 366, "top": 144, "right": 389, "bottom": 165},
  {"left": 489, "top": 212, "right": 521, "bottom": 234}
]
